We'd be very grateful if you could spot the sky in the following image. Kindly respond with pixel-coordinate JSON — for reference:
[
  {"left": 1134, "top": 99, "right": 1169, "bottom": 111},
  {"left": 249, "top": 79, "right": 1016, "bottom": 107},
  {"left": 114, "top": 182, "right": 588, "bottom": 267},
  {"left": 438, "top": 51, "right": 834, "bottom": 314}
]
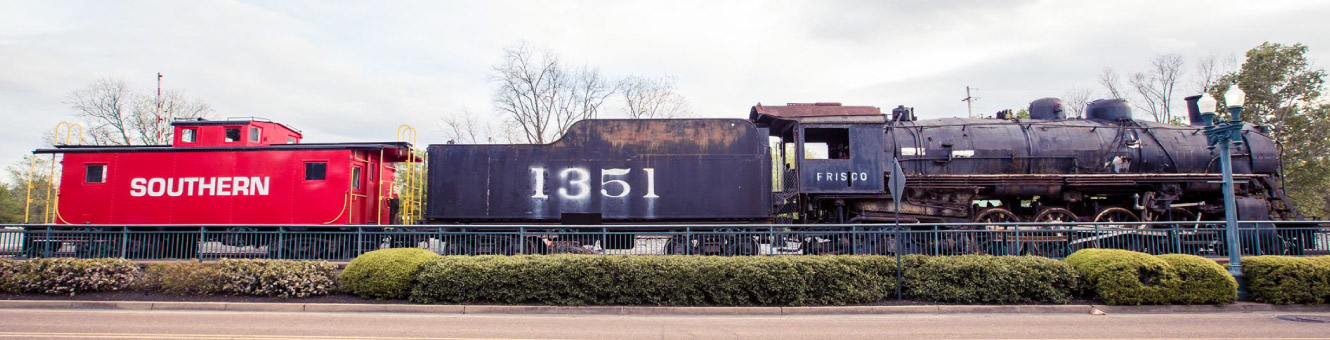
[{"left": 2, "top": 0, "right": 1329, "bottom": 176}]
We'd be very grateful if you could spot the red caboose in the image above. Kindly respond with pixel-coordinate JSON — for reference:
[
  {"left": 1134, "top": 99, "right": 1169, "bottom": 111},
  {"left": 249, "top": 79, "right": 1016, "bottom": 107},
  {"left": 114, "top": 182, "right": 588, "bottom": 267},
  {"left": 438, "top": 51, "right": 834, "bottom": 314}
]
[{"left": 35, "top": 119, "right": 412, "bottom": 227}]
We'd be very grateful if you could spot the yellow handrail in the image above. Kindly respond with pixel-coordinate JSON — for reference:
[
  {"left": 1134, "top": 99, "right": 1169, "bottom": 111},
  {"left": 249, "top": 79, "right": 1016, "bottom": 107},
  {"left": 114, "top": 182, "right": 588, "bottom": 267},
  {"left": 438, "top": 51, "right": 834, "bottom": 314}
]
[
  {"left": 41, "top": 122, "right": 83, "bottom": 224},
  {"left": 395, "top": 124, "right": 424, "bottom": 225}
]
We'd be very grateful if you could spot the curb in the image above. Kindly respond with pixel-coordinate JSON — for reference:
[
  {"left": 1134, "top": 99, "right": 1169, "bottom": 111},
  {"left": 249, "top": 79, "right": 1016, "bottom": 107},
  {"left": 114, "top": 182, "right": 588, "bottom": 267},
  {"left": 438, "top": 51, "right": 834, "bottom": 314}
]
[{"left": 1, "top": 300, "right": 1326, "bottom": 315}]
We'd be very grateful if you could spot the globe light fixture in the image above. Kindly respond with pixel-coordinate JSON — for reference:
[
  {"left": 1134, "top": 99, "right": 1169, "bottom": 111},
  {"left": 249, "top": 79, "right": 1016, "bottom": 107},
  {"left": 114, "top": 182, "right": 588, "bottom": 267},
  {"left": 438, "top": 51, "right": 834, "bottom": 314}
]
[
  {"left": 1197, "top": 93, "right": 1218, "bottom": 114},
  {"left": 1225, "top": 84, "right": 1246, "bottom": 122}
]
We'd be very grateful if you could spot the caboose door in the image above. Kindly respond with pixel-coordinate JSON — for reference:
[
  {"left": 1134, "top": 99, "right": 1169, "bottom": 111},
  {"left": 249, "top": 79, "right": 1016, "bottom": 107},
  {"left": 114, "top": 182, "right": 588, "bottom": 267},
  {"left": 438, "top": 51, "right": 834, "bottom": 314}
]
[{"left": 349, "top": 156, "right": 370, "bottom": 224}]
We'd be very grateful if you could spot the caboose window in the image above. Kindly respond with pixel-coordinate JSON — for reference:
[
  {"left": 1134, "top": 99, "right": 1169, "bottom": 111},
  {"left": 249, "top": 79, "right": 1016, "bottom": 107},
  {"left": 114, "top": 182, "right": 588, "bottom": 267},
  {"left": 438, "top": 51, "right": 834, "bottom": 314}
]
[
  {"left": 286, "top": 136, "right": 297, "bottom": 144},
  {"left": 85, "top": 164, "right": 106, "bottom": 183},
  {"left": 804, "top": 128, "right": 851, "bottom": 160},
  {"left": 351, "top": 166, "right": 362, "bottom": 190},
  {"left": 249, "top": 127, "right": 261, "bottom": 142},
  {"left": 224, "top": 128, "right": 241, "bottom": 142},
  {"left": 181, "top": 128, "right": 197, "bottom": 143},
  {"left": 305, "top": 162, "right": 327, "bottom": 181}
]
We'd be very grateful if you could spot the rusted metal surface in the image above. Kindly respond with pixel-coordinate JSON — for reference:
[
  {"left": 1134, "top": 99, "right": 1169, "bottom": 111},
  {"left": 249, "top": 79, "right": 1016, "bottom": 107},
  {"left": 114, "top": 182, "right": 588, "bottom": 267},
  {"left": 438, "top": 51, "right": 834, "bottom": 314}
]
[{"left": 749, "top": 102, "right": 882, "bottom": 120}]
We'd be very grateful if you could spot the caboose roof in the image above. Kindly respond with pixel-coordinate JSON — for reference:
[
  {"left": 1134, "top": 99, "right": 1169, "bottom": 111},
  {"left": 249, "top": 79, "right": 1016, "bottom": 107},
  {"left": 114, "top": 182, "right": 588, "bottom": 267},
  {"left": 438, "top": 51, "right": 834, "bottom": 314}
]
[
  {"left": 33, "top": 142, "right": 415, "bottom": 162},
  {"left": 171, "top": 118, "right": 302, "bottom": 133}
]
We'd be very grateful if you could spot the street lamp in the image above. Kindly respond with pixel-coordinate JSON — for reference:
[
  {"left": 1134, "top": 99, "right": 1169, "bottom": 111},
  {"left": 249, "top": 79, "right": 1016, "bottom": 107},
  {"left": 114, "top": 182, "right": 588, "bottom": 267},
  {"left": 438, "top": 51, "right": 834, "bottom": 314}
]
[{"left": 1199, "top": 85, "right": 1247, "bottom": 283}]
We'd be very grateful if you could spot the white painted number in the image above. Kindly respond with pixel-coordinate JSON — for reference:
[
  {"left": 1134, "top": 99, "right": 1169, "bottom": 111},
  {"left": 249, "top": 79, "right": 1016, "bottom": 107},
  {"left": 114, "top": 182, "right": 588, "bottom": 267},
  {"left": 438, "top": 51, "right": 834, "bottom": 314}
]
[
  {"left": 559, "top": 168, "right": 591, "bottom": 199},
  {"left": 531, "top": 167, "right": 660, "bottom": 199},
  {"left": 643, "top": 168, "right": 659, "bottom": 198},
  {"left": 530, "top": 167, "right": 548, "bottom": 199},
  {"left": 600, "top": 168, "right": 631, "bottom": 198}
]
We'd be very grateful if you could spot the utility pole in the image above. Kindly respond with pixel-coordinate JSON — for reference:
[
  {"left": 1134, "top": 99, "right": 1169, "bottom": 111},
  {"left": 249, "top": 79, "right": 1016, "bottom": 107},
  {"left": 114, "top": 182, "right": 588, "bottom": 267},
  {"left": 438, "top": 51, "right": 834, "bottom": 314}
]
[
  {"left": 961, "top": 86, "right": 979, "bottom": 118},
  {"left": 156, "top": 73, "right": 164, "bottom": 142}
]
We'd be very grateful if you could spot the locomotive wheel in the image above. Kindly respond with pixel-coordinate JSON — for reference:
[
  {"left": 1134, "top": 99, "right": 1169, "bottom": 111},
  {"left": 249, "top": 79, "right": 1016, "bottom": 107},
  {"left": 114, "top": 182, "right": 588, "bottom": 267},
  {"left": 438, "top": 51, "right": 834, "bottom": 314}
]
[
  {"left": 1093, "top": 207, "right": 1142, "bottom": 229},
  {"left": 1163, "top": 208, "right": 1202, "bottom": 229},
  {"left": 723, "top": 237, "right": 759, "bottom": 256},
  {"left": 969, "top": 208, "right": 1019, "bottom": 255},
  {"left": 663, "top": 237, "right": 695, "bottom": 255},
  {"left": 1033, "top": 208, "right": 1079, "bottom": 224},
  {"left": 523, "top": 236, "right": 549, "bottom": 255},
  {"left": 974, "top": 208, "right": 1020, "bottom": 228}
]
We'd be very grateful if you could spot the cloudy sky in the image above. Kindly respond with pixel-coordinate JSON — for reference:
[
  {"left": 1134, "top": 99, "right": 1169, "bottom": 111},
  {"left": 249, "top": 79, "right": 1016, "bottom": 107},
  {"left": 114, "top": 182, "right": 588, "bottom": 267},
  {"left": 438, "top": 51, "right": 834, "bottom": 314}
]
[{"left": 2, "top": 0, "right": 1328, "bottom": 173}]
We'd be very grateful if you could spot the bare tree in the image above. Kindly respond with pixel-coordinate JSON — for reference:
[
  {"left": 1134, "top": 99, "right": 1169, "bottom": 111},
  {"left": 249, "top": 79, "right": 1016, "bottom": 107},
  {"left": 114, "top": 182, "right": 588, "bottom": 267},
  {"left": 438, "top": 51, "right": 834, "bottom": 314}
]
[
  {"left": 438, "top": 108, "right": 499, "bottom": 144},
  {"left": 619, "top": 74, "right": 692, "bottom": 119},
  {"left": 1098, "top": 67, "right": 1125, "bottom": 99},
  {"left": 1193, "top": 52, "right": 1237, "bottom": 95},
  {"left": 66, "top": 77, "right": 214, "bottom": 145},
  {"left": 1128, "top": 54, "right": 1185, "bottom": 123},
  {"left": 491, "top": 43, "right": 614, "bottom": 144},
  {"left": 129, "top": 90, "right": 214, "bottom": 145},
  {"left": 65, "top": 78, "right": 133, "bottom": 145},
  {"left": 1063, "top": 86, "right": 1094, "bottom": 118}
]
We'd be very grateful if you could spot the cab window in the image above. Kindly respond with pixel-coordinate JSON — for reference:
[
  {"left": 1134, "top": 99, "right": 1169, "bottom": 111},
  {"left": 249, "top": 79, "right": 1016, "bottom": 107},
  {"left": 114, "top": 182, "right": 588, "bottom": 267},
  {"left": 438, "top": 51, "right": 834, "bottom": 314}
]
[
  {"left": 804, "top": 128, "right": 851, "bottom": 160},
  {"left": 181, "top": 128, "right": 197, "bottom": 143},
  {"left": 249, "top": 127, "right": 261, "bottom": 142}
]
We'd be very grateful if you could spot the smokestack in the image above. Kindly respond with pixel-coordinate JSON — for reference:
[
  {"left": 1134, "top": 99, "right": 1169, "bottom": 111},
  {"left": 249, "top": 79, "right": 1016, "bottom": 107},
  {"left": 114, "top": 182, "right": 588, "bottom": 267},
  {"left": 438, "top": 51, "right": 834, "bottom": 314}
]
[{"left": 1185, "top": 95, "right": 1203, "bottom": 126}]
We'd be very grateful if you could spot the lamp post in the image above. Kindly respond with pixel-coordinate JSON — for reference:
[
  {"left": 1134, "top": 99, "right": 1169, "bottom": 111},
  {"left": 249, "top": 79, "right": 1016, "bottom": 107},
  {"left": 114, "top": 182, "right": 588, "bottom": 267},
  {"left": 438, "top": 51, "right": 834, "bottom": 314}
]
[{"left": 1198, "top": 86, "right": 1246, "bottom": 281}]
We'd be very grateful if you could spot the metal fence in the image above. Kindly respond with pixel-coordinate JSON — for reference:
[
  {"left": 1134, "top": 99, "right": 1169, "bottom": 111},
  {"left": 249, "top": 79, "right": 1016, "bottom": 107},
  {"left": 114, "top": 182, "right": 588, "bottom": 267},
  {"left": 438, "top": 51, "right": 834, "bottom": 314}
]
[{"left": 2, "top": 221, "right": 1327, "bottom": 261}]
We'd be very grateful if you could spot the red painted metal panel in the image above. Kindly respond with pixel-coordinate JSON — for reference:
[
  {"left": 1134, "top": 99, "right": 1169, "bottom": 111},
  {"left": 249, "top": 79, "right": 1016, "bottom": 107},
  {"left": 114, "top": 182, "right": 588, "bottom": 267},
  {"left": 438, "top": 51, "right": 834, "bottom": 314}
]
[{"left": 53, "top": 148, "right": 395, "bottom": 225}]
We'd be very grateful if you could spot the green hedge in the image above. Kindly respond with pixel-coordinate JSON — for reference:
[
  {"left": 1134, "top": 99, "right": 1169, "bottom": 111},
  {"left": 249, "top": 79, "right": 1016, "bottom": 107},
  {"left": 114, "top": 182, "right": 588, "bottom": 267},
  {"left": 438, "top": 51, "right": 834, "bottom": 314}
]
[
  {"left": 143, "top": 261, "right": 223, "bottom": 295},
  {"left": 902, "top": 255, "right": 1077, "bottom": 304},
  {"left": 1065, "top": 249, "right": 1235, "bottom": 305},
  {"left": 341, "top": 248, "right": 440, "bottom": 299},
  {"left": 0, "top": 258, "right": 139, "bottom": 296},
  {"left": 215, "top": 259, "right": 339, "bottom": 298},
  {"left": 140, "top": 259, "right": 338, "bottom": 298},
  {"left": 1243, "top": 256, "right": 1330, "bottom": 304},
  {"left": 1157, "top": 254, "right": 1237, "bottom": 304},
  {"left": 410, "top": 255, "right": 896, "bottom": 306}
]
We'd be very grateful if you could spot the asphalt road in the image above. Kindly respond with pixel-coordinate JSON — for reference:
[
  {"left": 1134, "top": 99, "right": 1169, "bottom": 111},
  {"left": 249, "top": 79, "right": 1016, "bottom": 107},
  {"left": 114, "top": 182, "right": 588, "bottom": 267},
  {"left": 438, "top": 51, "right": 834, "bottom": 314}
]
[{"left": 1, "top": 308, "right": 1329, "bottom": 340}]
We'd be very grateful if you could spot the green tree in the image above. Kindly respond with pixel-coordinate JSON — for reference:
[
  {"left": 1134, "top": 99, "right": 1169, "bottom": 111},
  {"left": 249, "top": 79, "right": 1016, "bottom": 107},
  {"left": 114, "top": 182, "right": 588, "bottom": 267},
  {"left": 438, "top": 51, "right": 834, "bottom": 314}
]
[
  {"left": 1, "top": 156, "right": 54, "bottom": 224},
  {"left": 1219, "top": 42, "right": 1330, "bottom": 218}
]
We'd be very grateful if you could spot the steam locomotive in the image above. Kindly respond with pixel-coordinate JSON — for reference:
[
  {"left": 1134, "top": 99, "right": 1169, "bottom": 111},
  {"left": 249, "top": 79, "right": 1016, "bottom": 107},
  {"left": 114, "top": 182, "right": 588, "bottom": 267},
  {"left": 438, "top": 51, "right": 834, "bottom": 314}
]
[
  {"left": 430, "top": 98, "right": 1295, "bottom": 224},
  {"left": 25, "top": 96, "right": 1300, "bottom": 257}
]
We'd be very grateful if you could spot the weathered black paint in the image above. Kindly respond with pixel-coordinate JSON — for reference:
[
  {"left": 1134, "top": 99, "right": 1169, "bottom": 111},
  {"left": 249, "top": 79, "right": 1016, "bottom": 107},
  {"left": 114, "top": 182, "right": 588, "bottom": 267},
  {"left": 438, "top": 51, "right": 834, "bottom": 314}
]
[
  {"left": 884, "top": 118, "right": 1279, "bottom": 178},
  {"left": 426, "top": 119, "right": 771, "bottom": 223}
]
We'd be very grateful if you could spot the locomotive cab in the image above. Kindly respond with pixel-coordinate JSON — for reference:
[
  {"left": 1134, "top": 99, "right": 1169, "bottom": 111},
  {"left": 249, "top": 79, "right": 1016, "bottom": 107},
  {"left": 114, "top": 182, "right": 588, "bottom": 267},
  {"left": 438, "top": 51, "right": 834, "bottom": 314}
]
[{"left": 751, "top": 103, "right": 886, "bottom": 195}]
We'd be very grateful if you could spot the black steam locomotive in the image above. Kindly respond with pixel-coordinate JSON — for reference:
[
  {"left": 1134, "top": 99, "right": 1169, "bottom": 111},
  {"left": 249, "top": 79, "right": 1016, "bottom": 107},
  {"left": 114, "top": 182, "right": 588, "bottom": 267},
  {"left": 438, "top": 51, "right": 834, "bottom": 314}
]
[{"left": 424, "top": 98, "right": 1298, "bottom": 254}]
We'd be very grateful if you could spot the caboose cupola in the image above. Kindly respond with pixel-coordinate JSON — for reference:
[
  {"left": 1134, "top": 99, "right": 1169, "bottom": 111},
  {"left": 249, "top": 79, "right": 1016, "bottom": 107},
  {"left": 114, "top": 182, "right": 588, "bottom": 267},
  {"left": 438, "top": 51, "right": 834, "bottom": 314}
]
[{"left": 170, "top": 118, "right": 303, "bottom": 147}]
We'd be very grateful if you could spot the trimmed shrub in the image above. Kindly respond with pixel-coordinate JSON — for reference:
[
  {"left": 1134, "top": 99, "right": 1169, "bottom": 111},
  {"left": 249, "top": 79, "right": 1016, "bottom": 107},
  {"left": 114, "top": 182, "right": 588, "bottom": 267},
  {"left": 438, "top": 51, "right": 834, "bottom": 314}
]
[
  {"left": 0, "top": 259, "right": 21, "bottom": 293},
  {"left": 143, "top": 261, "right": 224, "bottom": 295},
  {"left": 137, "top": 259, "right": 338, "bottom": 298},
  {"left": 341, "top": 248, "right": 441, "bottom": 299},
  {"left": 0, "top": 258, "right": 140, "bottom": 296},
  {"left": 1065, "top": 249, "right": 1236, "bottom": 305},
  {"left": 902, "top": 255, "right": 1077, "bottom": 304},
  {"left": 1243, "top": 256, "right": 1330, "bottom": 304},
  {"left": 215, "top": 259, "right": 338, "bottom": 298},
  {"left": 1156, "top": 254, "right": 1237, "bottom": 304},
  {"left": 410, "top": 255, "right": 896, "bottom": 306}
]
